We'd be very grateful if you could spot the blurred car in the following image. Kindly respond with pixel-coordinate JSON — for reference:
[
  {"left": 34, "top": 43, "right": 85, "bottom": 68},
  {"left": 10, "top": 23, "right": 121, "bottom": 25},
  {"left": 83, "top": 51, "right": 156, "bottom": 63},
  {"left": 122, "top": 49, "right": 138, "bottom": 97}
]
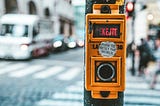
[
  {"left": 76, "top": 38, "right": 84, "bottom": 47},
  {"left": 51, "top": 34, "right": 68, "bottom": 52},
  {"left": 65, "top": 36, "right": 77, "bottom": 49},
  {"left": 0, "top": 14, "right": 52, "bottom": 60}
]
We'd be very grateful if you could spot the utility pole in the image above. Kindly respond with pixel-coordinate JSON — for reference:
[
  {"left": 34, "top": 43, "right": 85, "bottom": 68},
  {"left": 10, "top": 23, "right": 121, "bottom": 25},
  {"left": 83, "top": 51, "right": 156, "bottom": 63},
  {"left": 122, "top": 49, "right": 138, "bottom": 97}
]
[
  {"left": 131, "top": 0, "right": 136, "bottom": 76},
  {"left": 126, "top": 0, "right": 136, "bottom": 76},
  {"left": 84, "top": 0, "right": 126, "bottom": 106}
]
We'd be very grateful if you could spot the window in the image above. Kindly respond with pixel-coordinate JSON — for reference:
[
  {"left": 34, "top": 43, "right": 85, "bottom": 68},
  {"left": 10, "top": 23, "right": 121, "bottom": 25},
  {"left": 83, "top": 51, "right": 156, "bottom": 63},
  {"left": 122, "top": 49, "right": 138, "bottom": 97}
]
[{"left": 0, "top": 24, "right": 29, "bottom": 37}]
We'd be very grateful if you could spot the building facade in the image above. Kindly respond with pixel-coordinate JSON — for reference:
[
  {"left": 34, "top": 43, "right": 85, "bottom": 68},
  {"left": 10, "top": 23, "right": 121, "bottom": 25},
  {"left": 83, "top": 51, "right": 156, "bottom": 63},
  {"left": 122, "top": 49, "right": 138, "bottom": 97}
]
[
  {"left": 73, "top": 5, "right": 85, "bottom": 39},
  {"left": 0, "top": 0, "right": 74, "bottom": 37},
  {"left": 126, "top": 0, "right": 160, "bottom": 44}
]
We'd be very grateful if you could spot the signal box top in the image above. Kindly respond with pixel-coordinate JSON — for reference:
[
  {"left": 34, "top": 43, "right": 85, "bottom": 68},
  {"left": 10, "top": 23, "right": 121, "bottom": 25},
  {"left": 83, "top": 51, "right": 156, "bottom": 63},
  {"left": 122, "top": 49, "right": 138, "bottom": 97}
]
[
  {"left": 86, "top": 14, "right": 126, "bottom": 42},
  {"left": 94, "top": 0, "right": 124, "bottom": 5}
]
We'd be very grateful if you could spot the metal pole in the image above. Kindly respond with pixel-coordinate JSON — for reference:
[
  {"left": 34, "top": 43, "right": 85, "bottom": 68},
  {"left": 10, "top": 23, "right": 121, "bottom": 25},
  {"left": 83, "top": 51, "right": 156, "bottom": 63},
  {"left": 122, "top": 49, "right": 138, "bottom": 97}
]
[
  {"left": 131, "top": 0, "right": 136, "bottom": 76},
  {"left": 84, "top": 0, "right": 124, "bottom": 105}
]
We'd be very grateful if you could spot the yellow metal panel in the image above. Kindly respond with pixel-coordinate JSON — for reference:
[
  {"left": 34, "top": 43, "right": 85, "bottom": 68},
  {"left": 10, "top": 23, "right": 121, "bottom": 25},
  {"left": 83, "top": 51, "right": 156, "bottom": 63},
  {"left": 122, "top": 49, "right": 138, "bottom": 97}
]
[
  {"left": 92, "top": 91, "right": 118, "bottom": 99},
  {"left": 85, "top": 13, "right": 126, "bottom": 99}
]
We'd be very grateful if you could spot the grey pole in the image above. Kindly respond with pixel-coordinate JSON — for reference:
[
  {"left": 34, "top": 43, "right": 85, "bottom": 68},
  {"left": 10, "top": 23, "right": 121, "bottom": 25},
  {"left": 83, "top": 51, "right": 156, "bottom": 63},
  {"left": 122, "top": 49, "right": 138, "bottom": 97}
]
[{"left": 84, "top": 0, "right": 125, "bottom": 106}]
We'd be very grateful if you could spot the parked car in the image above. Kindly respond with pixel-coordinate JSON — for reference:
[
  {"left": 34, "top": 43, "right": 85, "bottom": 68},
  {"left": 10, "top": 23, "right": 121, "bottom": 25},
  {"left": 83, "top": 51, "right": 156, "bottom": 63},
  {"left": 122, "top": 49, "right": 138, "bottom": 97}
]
[
  {"left": 65, "top": 36, "right": 77, "bottom": 49},
  {"left": 51, "top": 34, "right": 68, "bottom": 52},
  {"left": 76, "top": 38, "right": 84, "bottom": 47}
]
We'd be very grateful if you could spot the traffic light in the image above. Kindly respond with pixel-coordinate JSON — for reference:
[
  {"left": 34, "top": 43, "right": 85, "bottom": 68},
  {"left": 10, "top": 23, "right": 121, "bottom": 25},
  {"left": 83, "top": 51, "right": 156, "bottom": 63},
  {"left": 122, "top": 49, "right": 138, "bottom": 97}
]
[
  {"left": 85, "top": 3, "right": 126, "bottom": 99},
  {"left": 126, "top": 2, "right": 135, "bottom": 18}
]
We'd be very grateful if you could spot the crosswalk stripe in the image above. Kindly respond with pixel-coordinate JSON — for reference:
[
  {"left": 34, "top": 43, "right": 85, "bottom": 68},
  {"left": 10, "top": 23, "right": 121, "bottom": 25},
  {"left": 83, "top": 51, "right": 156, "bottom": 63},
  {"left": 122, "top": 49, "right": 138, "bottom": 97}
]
[
  {"left": 124, "top": 95, "right": 160, "bottom": 105},
  {"left": 9, "top": 65, "right": 45, "bottom": 78},
  {"left": 52, "top": 92, "right": 83, "bottom": 100},
  {"left": 57, "top": 67, "right": 81, "bottom": 81},
  {"left": 125, "top": 70, "right": 160, "bottom": 106},
  {"left": 36, "top": 99, "right": 82, "bottom": 106},
  {"left": 66, "top": 85, "right": 83, "bottom": 93},
  {"left": 125, "top": 88, "right": 160, "bottom": 97},
  {"left": 126, "top": 82, "right": 149, "bottom": 89},
  {"left": 36, "top": 80, "right": 83, "bottom": 106},
  {"left": 0, "top": 62, "right": 11, "bottom": 67},
  {"left": 76, "top": 81, "right": 83, "bottom": 86},
  {"left": 33, "top": 66, "right": 65, "bottom": 79},
  {"left": 0, "top": 63, "right": 27, "bottom": 75}
]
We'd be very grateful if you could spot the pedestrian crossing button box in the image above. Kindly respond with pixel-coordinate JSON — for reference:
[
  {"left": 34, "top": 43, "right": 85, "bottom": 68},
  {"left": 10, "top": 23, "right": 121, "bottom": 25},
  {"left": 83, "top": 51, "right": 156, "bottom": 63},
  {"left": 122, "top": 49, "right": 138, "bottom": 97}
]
[{"left": 85, "top": 14, "right": 126, "bottom": 99}]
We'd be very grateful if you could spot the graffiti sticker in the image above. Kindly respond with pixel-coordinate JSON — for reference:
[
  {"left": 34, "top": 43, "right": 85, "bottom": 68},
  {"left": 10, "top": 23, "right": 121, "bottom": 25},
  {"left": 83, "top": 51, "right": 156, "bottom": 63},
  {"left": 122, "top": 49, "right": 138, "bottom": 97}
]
[{"left": 99, "top": 41, "right": 117, "bottom": 57}]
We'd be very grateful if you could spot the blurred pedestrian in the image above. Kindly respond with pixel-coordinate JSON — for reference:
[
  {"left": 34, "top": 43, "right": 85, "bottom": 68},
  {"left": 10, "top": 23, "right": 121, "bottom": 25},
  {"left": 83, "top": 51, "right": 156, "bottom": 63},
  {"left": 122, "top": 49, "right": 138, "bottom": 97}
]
[
  {"left": 147, "top": 36, "right": 155, "bottom": 51},
  {"left": 127, "top": 41, "right": 136, "bottom": 76},
  {"left": 127, "top": 41, "right": 136, "bottom": 57},
  {"left": 137, "top": 38, "right": 154, "bottom": 76},
  {"left": 150, "top": 35, "right": 160, "bottom": 89}
]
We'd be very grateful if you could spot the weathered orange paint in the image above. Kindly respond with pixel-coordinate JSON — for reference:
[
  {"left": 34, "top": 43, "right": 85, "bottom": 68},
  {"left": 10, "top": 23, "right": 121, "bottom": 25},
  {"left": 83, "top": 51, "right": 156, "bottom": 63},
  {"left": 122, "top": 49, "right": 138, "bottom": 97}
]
[{"left": 85, "top": 12, "right": 126, "bottom": 99}]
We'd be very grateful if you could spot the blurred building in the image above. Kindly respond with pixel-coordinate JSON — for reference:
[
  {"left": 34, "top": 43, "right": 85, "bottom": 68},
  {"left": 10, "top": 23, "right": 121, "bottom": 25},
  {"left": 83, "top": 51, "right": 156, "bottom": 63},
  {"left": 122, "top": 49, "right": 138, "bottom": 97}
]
[
  {"left": 145, "top": 2, "right": 160, "bottom": 41},
  {"left": 126, "top": 0, "right": 160, "bottom": 44},
  {"left": 73, "top": 4, "right": 85, "bottom": 39},
  {"left": 0, "top": 0, "right": 74, "bottom": 37}
]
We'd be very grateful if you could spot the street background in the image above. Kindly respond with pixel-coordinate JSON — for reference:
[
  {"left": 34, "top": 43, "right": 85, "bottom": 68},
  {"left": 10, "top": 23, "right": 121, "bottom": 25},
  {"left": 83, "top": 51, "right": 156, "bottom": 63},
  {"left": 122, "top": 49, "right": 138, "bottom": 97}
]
[{"left": 0, "top": 0, "right": 160, "bottom": 106}]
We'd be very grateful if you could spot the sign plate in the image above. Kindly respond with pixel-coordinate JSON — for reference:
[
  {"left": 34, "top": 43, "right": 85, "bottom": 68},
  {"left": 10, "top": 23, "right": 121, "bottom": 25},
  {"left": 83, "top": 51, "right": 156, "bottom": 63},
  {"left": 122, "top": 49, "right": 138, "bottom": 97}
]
[
  {"left": 99, "top": 41, "right": 117, "bottom": 57},
  {"left": 93, "top": 24, "right": 120, "bottom": 38}
]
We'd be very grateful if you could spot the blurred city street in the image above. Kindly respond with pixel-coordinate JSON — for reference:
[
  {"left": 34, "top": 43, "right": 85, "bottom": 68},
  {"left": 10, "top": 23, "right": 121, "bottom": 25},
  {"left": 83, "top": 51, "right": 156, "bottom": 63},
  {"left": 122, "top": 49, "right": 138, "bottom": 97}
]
[
  {"left": 125, "top": 54, "right": 160, "bottom": 106},
  {"left": 0, "top": 48, "right": 160, "bottom": 106},
  {"left": 0, "top": 0, "right": 160, "bottom": 106},
  {"left": 0, "top": 48, "right": 84, "bottom": 106}
]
